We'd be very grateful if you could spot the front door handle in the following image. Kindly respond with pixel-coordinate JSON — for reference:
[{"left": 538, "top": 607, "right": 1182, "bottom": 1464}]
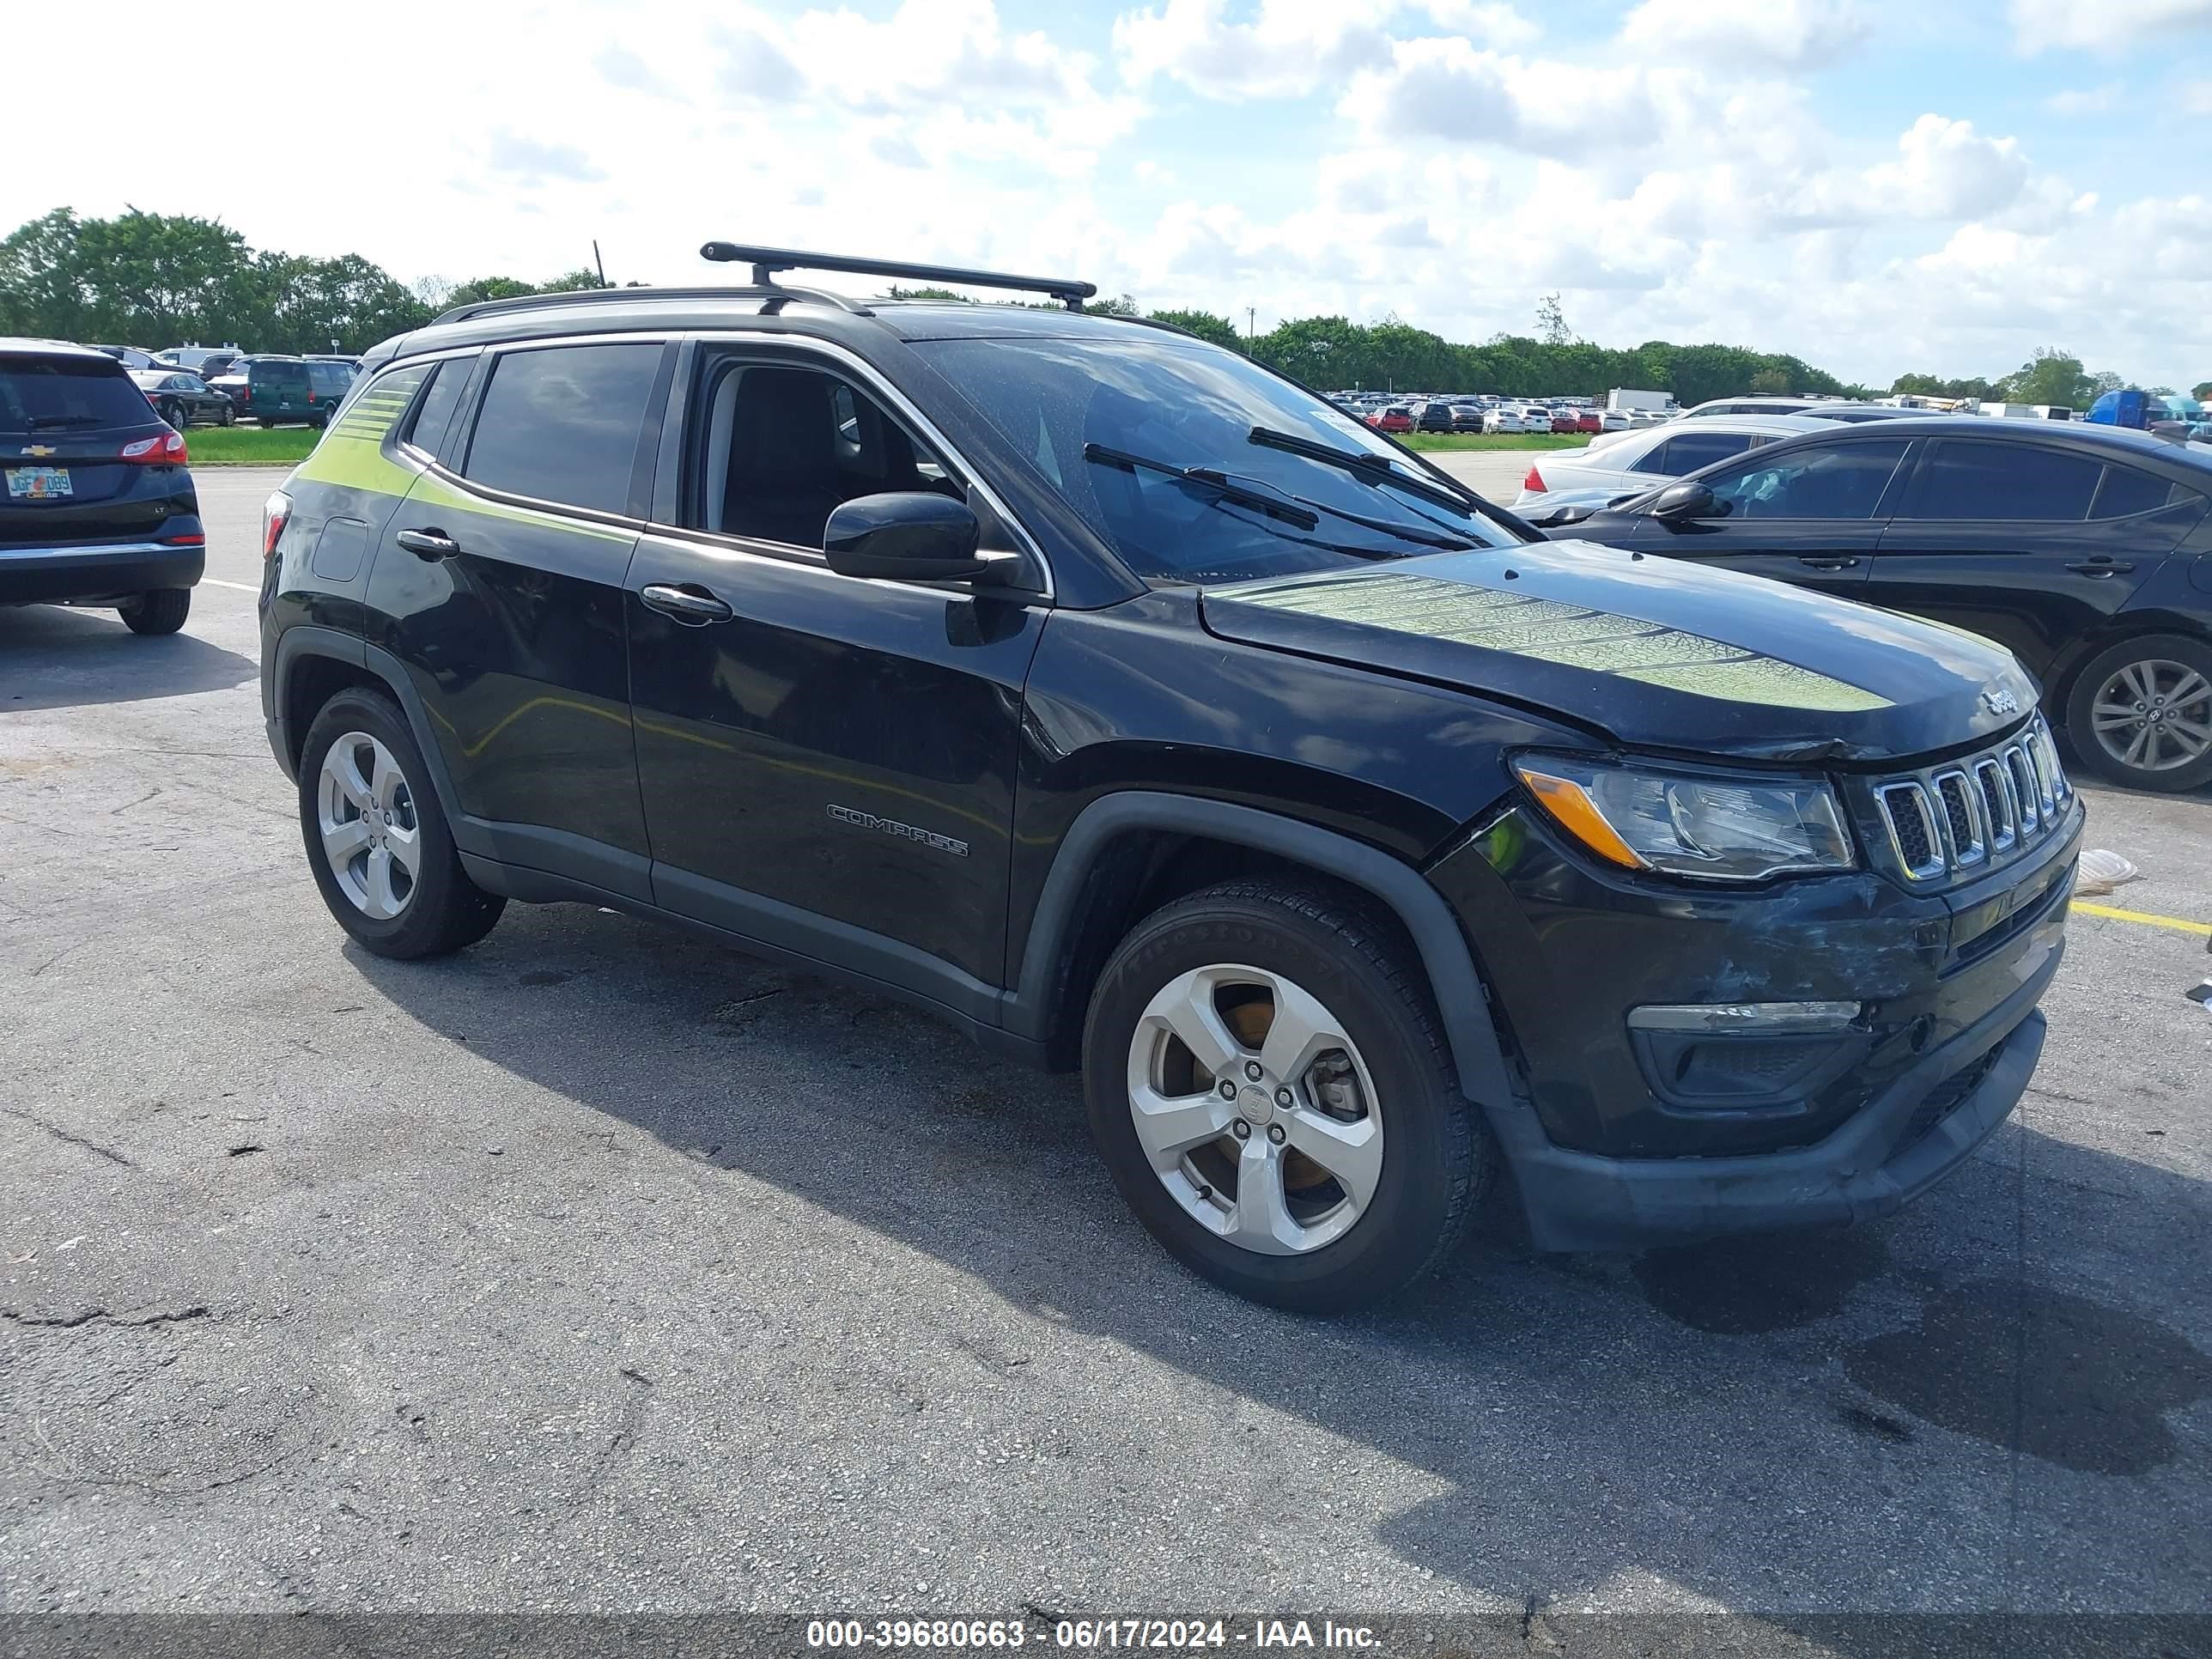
[
  {"left": 2065, "top": 558, "right": 2135, "bottom": 576},
  {"left": 1798, "top": 556, "right": 1860, "bottom": 570},
  {"left": 639, "top": 582, "right": 735, "bottom": 626},
  {"left": 396, "top": 527, "right": 460, "bottom": 561}
]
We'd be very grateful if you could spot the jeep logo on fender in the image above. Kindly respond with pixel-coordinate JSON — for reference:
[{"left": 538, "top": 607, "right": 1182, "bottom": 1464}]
[{"left": 826, "top": 804, "right": 969, "bottom": 857}]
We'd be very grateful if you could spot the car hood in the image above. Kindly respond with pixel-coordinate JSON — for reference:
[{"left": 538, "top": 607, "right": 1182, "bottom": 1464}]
[{"left": 1200, "top": 541, "right": 2040, "bottom": 766}]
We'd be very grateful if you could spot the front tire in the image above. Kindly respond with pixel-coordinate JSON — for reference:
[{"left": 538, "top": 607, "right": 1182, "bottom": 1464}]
[
  {"left": 219, "top": 403, "right": 235, "bottom": 426},
  {"left": 297, "top": 687, "right": 505, "bottom": 958},
  {"left": 118, "top": 589, "right": 191, "bottom": 635},
  {"left": 1083, "top": 879, "right": 1491, "bottom": 1313},
  {"left": 2063, "top": 634, "right": 2212, "bottom": 793}
]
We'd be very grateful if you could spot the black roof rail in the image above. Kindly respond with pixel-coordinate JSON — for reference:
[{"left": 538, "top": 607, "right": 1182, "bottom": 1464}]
[
  {"left": 701, "top": 241, "right": 1097, "bottom": 311},
  {"left": 429, "top": 283, "right": 872, "bottom": 327}
]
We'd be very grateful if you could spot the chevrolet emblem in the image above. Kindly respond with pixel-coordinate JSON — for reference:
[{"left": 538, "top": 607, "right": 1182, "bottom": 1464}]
[{"left": 22, "top": 445, "right": 56, "bottom": 458}]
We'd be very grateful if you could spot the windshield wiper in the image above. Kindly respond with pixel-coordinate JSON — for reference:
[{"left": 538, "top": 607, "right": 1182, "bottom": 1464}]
[
  {"left": 25, "top": 414, "right": 105, "bottom": 430},
  {"left": 1084, "top": 442, "right": 1319, "bottom": 530},
  {"left": 1246, "top": 426, "right": 1474, "bottom": 515}
]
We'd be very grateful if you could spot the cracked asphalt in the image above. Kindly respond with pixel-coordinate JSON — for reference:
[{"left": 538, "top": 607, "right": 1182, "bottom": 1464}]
[{"left": 2, "top": 469, "right": 2209, "bottom": 1638}]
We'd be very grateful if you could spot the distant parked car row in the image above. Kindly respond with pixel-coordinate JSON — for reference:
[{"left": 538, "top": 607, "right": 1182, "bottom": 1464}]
[{"left": 81, "top": 343, "right": 363, "bottom": 429}]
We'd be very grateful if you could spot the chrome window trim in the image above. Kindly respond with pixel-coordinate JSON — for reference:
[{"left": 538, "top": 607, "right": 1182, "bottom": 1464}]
[{"left": 681, "top": 330, "right": 1054, "bottom": 603}]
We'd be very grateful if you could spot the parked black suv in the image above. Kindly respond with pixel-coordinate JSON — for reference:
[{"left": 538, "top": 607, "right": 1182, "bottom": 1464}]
[
  {"left": 257, "top": 246, "right": 2081, "bottom": 1310},
  {"left": 3, "top": 338, "right": 204, "bottom": 634},
  {"left": 1531, "top": 419, "right": 2212, "bottom": 792}
]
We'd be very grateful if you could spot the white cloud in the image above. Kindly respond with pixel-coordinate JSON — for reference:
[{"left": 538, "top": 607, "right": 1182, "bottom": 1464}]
[
  {"left": 2042, "top": 83, "right": 2123, "bottom": 114},
  {"left": 1338, "top": 40, "right": 1668, "bottom": 157},
  {"left": 1115, "top": 0, "right": 1395, "bottom": 100},
  {"left": 1861, "top": 115, "right": 2027, "bottom": 221},
  {"left": 2010, "top": 0, "right": 2212, "bottom": 53},
  {"left": 485, "top": 131, "right": 605, "bottom": 185},
  {"left": 1618, "top": 0, "right": 1869, "bottom": 70}
]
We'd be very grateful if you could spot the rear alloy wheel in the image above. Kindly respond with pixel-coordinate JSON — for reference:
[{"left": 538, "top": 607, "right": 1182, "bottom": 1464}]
[
  {"left": 118, "top": 589, "right": 191, "bottom": 635},
  {"left": 1085, "top": 879, "right": 1489, "bottom": 1312},
  {"left": 219, "top": 403, "right": 235, "bottom": 426},
  {"left": 298, "top": 687, "right": 506, "bottom": 957},
  {"left": 161, "top": 401, "right": 186, "bottom": 429},
  {"left": 2065, "top": 634, "right": 2212, "bottom": 793}
]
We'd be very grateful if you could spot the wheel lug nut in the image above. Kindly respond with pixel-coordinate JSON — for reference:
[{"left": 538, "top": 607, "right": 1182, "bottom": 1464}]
[
  {"left": 1243, "top": 1060, "right": 1263, "bottom": 1082},
  {"left": 1231, "top": 1119, "right": 1251, "bottom": 1140},
  {"left": 1275, "top": 1088, "right": 1292, "bottom": 1108},
  {"left": 1266, "top": 1124, "right": 1286, "bottom": 1146},
  {"left": 1218, "top": 1079, "right": 1237, "bottom": 1100}
]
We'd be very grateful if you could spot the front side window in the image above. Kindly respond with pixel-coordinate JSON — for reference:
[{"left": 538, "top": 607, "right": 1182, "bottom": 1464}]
[
  {"left": 694, "top": 360, "right": 962, "bottom": 550},
  {"left": 913, "top": 334, "right": 1520, "bottom": 583},
  {"left": 1703, "top": 438, "right": 1912, "bottom": 520},
  {"left": 461, "top": 342, "right": 662, "bottom": 516},
  {"left": 1911, "top": 441, "right": 2100, "bottom": 521}
]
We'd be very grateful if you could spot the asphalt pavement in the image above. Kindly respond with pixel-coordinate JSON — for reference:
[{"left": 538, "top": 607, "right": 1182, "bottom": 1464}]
[{"left": 3, "top": 468, "right": 2209, "bottom": 1639}]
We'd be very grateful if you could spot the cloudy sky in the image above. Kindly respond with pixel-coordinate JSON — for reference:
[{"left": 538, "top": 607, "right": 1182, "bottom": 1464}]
[{"left": 9, "top": 0, "right": 2209, "bottom": 386}]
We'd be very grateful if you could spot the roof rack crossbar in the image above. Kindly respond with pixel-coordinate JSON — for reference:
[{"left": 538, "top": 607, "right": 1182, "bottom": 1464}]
[
  {"left": 430, "top": 283, "right": 872, "bottom": 327},
  {"left": 701, "top": 241, "right": 1097, "bottom": 311}
]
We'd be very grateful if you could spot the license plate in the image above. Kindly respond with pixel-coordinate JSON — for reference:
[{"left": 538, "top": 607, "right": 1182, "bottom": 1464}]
[{"left": 5, "top": 466, "right": 72, "bottom": 501}]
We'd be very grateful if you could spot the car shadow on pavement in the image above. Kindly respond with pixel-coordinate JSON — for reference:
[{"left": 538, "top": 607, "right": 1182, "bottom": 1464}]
[
  {"left": 347, "top": 898, "right": 2212, "bottom": 1631},
  {"left": 0, "top": 604, "right": 258, "bottom": 712}
]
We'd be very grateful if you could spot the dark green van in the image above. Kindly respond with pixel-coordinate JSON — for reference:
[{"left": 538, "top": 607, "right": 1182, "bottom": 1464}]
[{"left": 208, "top": 356, "right": 355, "bottom": 428}]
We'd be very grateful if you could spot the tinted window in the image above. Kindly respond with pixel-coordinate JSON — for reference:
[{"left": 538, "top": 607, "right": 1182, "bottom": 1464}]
[
  {"left": 463, "top": 343, "right": 661, "bottom": 515},
  {"left": 1912, "top": 441, "right": 2099, "bottom": 520},
  {"left": 254, "top": 360, "right": 309, "bottom": 393},
  {"left": 1654, "top": 432, "right": 1757, "bottom": 475},
  {"left": 403, "top": 357, "right": 473, "bottom": 456},
  {"left": 1704, "top": 439, "right": 1911, "bottom": 520},
  {"left": 0, "top": 355, "right": 164, "bottom": 434},
  {"left": 2090, "top": 464, "right": 2197, "bottom": 520},
  {"left": 915, "top": 335, "right": 1517, "bottom": 582}
]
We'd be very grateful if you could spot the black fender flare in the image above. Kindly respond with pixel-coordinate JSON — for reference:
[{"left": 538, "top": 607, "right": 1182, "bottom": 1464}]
[
  {"left": 1006, "top": 791, "right": 1517, "bottom": 1107},
  {"left": 268, "top": 624, "right": 471, "bottom": 831}
]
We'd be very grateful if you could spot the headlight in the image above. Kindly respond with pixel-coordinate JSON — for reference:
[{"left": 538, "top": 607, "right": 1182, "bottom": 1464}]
[{"left": 1513, "top": 754, "right": 1856, "bottom": 882}]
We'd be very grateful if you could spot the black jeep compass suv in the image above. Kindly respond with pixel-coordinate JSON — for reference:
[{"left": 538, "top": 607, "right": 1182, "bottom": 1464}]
[{"left": 257, "top": 245, "right": 2081, "bottom": 1311}]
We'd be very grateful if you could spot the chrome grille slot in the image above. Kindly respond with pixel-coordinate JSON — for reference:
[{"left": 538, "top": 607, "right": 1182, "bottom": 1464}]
[
  {"left": 1875, "top": 782, "right": 1943, "bottom": 878},
  {"left": 1975, "top": 759, "right": 2014, "bottom": 851},
  {"left": 1933, "top": 770, "right": 1984, "bottom": 866},
  {"left": 2003, "top": 747, "right": 2039, "bottom": 833}
]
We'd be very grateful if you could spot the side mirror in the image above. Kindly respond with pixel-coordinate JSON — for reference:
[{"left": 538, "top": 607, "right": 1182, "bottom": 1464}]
[
  {"left": 1650, "top": 481, "right": 1724, "bottom": 522},
  {"left": 823, "top": 492, "right": 987, "bottom": 581}
]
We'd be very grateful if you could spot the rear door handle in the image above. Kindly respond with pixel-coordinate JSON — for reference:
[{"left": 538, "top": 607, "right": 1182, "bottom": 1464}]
[
  {"left": 396, "top": 527, "right": 460, "bottom": 561},
  {"left": 639, "top": 582, "right": 735, "bottom": 625},
  {"left": 1797, "top": 556, "right": 1860, "bottom": 570},
  {"left": 2065, "top": 559, "right": 2134, "bottom": 576}
]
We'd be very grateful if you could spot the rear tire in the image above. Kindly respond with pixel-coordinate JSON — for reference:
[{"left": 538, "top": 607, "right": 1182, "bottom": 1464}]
[
  {"left": 161, "top": 401, "right": 187, "bottom": 429},
  {"left": 298, "top": 687, "right": 506, "bottom": 959},
  {"left": 118, "top": 589, "right": 191, "bottom": 635},
  {"left": 1083, "top": 878, "right": 1492, "bottom": 1313},
  {"left": 2062, "top": 633, "right": 2212, "bottom": 793},
  {"left": 219, "top": 404, "right": 235, "bottom": 426}
]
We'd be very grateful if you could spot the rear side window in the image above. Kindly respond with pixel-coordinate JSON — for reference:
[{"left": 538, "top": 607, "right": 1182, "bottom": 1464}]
[
  {"left": 2090, "top": 464, "right": 2200, "bottom": 520},
  {"left": 0, "top": 355, "right": 162, "bottom": 434},
  {"left": 461, "top": 343, "right": 662, "bottom": 515},
  {"left": 1705, "top": 438, "right": 1911, "bottom": 520},
  {"left": 1635, "top": 432, "right": 1756, "bottom": 475},
  {"left": 1911, "top": 441, "right": 2100, "bottom": 521}
]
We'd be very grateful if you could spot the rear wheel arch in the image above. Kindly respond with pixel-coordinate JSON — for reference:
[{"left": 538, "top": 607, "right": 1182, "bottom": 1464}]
[
  {"left": 1010, "top": 792, "right": 1518, "bottom": 1109},
  {"left": 272, "top": 630, "right": 460, "bottom": 815}
]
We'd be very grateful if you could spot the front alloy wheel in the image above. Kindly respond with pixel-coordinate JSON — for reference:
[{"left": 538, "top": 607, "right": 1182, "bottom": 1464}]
[
  {"left": 2088, "top": 659, "right": 2212, "bottom": 776},
  {"left": 1127, "top": 964, "right": 1384, "bottom": 1256},
  {"left": 316, "top": 732, "right": 422, "bottom": 921}
]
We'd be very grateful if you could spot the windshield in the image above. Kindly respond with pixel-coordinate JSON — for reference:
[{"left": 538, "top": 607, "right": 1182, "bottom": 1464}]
[
  {"left": 0, "top": 356, "right": 163, "bottom": 434},
  {"left": 914, "top": 335, "right": 1522, "bottom": 583}
]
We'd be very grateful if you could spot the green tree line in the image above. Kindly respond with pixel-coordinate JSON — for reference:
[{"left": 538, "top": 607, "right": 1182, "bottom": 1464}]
[
  {"left": 1890, "top": 347, "right": 2196, "bottom": 410},
  {"left": 0, "top": 209, "right": 603, "bottom": 356}
]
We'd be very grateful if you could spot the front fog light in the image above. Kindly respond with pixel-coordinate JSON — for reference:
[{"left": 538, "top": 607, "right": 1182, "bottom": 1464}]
[{"left": 1514, "top": 754, "right": 1856, "bottom": 882}]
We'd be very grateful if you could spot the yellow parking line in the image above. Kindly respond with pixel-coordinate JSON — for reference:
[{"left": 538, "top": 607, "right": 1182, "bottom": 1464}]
[{"left": 2072, "top": 901, "right": 2212, "bottom": 938}]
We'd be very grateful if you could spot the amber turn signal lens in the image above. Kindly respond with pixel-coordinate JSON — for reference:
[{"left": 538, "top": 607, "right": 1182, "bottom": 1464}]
[{"left": 1514, "top": 765, "right": 1650, "bottom": 870}]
